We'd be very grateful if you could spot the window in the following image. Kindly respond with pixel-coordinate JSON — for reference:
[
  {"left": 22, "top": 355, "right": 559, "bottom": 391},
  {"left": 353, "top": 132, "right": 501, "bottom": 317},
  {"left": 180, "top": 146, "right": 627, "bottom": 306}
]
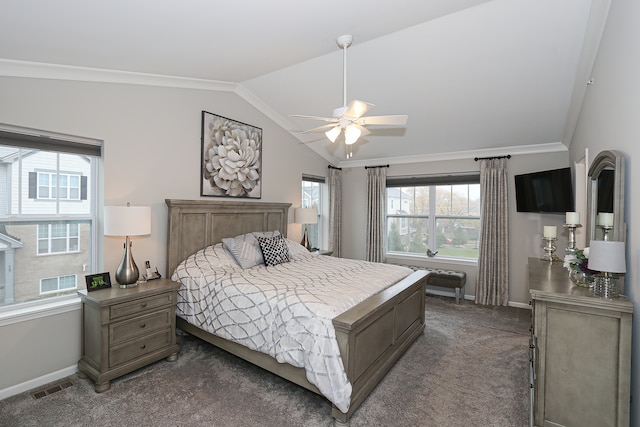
[
  {"left": 301, "top": 175, "right": 325, "bottom": 250},
  {"left": 386, "top": 174, "right": 480, "bottom": 261},
  {"left": 38, "top": 223, "right": 80, "bottom": 254},
  {"left": 40, "top": 274, "right": 77, "bottom": 294},
  {"left": 36, "top": 172, "right": 83, "bottom": 200},
  {"left": 0, "top": 125, "right": 101, "bottom": 307}
]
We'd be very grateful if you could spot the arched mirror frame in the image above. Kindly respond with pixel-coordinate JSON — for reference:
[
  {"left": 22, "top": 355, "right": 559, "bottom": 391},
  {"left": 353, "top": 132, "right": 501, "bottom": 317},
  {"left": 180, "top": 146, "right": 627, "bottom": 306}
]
[{"left": 587, "top": 150, "right": 625, "bottom": 243}]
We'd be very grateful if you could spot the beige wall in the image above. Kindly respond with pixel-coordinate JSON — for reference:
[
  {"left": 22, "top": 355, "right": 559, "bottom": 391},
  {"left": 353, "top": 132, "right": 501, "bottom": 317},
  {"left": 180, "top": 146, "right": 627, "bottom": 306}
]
[
  {"left": 566, "top": 0, "right": 640, "bottom": 423},
  {"left": 341, "top": 151, "right": 570, "bottom": 306},
  {"left": 0, "top": 75, "right": 328, "bottom": 393}
]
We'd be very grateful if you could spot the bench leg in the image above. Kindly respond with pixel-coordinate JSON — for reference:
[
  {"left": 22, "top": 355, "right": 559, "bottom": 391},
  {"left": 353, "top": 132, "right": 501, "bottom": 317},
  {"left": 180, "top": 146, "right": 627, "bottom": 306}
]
[{"left": 455, "top": 288, "right": 460, "bottom": 304}]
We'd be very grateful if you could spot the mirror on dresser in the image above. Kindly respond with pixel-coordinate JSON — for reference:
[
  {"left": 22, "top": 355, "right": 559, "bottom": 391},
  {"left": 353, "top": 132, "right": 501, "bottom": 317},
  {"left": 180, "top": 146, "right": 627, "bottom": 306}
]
[{"left": 587, "top": 150, "right": 625, "bottom": 243}]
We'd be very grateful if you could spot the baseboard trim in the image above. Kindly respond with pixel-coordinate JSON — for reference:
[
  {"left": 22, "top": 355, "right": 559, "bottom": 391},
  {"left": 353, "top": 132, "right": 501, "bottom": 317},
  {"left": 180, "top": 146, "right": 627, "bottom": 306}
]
[
  {"left": 0, "top": 365, "right": 77, "bottom": 401},
  {"left": 426, "top": 289, "right": 531, "bottom": 309}
]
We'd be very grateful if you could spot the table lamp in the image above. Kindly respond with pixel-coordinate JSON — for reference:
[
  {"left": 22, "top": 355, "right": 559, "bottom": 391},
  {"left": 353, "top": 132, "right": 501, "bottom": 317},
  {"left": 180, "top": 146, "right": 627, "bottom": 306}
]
[
  {"left": 587, "top": 240, "right": 626, "bottom": 299},
  {"left": 294, "top": 207, "right": 318, "bottom": 251},
  {"left": 104, "top": 204, "right": 151, "bottom": 288}
]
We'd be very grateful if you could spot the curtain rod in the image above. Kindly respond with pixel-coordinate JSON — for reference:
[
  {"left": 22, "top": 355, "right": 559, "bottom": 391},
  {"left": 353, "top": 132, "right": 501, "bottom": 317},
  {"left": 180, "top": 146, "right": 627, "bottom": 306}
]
[
  {"left": 474, "top": 155, "right": 511, "bottom": 161},
  {"left": 364, "top": 164, "right": 390, "bottom": 169},
  {"left": 328, "top": 165, "right": 342, "bottom": 170}
]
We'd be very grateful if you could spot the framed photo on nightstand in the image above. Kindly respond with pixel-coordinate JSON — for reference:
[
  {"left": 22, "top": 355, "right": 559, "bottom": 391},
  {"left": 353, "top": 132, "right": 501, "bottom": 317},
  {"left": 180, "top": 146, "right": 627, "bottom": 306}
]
[{"left": 85, "top": 272, "right": 112, "bottom": 292}]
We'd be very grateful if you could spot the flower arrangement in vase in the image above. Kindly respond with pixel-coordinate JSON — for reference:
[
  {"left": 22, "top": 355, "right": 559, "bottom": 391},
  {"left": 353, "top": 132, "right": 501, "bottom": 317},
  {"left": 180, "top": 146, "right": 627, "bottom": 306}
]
[{"left": 564, "top": 248, "right": 597, "bottom": 287}]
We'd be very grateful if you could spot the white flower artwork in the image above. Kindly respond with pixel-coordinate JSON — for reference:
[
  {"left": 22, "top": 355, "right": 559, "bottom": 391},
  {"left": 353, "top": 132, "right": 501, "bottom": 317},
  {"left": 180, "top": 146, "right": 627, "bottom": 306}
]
[{"left": 201, "top": 111, "right": 262, "bottom": 198}]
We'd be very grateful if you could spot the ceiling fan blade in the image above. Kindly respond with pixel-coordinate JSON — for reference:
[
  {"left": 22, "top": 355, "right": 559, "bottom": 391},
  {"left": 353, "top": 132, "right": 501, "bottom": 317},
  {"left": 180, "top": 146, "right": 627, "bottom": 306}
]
[
  {"left": 354, "top": 124, "right": 370, "bottom": 137},
  {"left": 358, "top": 115, "right": 408, "bottom": 126},
  {"left": 290, "top": 114, "right": 338, "bottom": 123},
  {"left": 301, "top": 123, "right": 340, "bottom": 134},
  {"left": 343, "top": 100, "right": 375, "bottom": 119}
]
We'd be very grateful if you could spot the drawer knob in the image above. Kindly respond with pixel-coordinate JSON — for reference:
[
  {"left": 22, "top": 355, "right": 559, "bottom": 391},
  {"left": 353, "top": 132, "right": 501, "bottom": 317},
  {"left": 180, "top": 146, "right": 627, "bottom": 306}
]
[
  {"left": 140, "top": 323, "right": 146, "bottom": 328},
  {"left": 140, "top": 344, "right": 146, "bottom": 350}
]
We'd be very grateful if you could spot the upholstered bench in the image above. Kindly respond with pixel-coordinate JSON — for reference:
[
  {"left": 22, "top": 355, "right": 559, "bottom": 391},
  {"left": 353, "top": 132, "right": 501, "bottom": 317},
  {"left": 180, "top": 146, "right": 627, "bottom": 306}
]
[{"left": 398, "top": 265, "right": 467, "bottom": 304}]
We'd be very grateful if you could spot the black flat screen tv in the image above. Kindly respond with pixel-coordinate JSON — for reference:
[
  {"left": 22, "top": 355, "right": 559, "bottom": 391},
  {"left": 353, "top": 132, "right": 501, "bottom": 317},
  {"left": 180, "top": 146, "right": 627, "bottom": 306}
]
[{"left": 514, "top": 167, "right": 574, "bottom": 214}]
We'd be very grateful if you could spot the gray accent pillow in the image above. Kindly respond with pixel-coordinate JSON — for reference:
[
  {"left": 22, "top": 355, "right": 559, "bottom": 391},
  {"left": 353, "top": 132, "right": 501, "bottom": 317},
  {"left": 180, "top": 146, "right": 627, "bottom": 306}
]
[
  {"left": 222, "top": 231, "right": 281, "bottom": 269},
  {"left": 256, "top": 234, "right": 291, "bottom": 266}
]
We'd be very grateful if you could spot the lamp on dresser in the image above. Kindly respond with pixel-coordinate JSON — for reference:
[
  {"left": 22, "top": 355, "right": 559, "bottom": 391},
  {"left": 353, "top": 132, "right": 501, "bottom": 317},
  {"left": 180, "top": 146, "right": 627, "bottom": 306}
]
[
  {"left": 587, "top": 239, "right": 626, "bottom": 298},
  {"left": 294, "top": 207, "right": 317, "bottom": 251},
  {"left": 104, "top": 203, "right": 151, "bottom": 288}
]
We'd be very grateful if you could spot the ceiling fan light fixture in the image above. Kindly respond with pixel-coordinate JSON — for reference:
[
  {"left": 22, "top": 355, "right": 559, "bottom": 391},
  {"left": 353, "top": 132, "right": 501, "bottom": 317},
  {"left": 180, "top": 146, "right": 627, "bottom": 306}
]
[
  {"left": 325, "top": 126, "right": 341, "bottom": 142},
  {"left": 292, "top": 34, "right": 408, "bottom": 159},
  {"left": 344, "top": 124, "right": 361, "bottom": 145}
]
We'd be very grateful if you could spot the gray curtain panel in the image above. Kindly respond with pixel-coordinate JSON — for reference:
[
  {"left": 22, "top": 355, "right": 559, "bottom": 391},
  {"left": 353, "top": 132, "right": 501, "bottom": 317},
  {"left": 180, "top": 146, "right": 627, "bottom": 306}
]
[
  {"left": 476, "top": 158, "right": 510, "bottom": 305},
  {"left": 366, "top": 167, "right": 387, "bottom": 263},
  {"left": 328, "top": 167, "right": 342, "bottom": 257}
]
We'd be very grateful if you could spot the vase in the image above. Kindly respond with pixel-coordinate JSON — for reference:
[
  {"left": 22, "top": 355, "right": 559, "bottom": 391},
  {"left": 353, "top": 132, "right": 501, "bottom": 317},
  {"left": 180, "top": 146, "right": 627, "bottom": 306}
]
[{"left": 569, "top": 269, "right": 594, "bottom": 288}]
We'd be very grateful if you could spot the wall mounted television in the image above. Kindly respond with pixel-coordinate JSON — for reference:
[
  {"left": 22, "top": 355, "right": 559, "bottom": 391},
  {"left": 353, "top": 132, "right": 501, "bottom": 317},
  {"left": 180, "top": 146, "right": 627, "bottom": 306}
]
[{"left": 514, "top": 167, "right": 574, "bottom": 214}]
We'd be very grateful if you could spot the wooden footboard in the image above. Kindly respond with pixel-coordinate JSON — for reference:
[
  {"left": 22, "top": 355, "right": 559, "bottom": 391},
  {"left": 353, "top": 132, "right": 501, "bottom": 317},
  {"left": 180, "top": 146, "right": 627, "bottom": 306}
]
[
  {"left": 175, "top": 270, "right": 426, "bottom": 425},
  {"left": 332, "top": 270, "right": 427, "bottom": 423}
]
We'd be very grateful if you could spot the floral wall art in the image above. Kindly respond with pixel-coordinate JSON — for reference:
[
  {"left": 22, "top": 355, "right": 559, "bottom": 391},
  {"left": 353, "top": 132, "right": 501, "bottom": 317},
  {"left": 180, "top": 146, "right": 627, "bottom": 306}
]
[{"left": 201, "top": 111, "right": 262, "bottom": 198}]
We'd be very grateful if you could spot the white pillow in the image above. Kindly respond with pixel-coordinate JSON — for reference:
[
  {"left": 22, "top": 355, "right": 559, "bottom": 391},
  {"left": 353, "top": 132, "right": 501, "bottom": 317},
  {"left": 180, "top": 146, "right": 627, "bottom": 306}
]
[
  {"left": 222, "top": 231, "right": 281, "bottom": 269},
  {"left": 286, "top": 239, "right": 311, "bottom": 257}
]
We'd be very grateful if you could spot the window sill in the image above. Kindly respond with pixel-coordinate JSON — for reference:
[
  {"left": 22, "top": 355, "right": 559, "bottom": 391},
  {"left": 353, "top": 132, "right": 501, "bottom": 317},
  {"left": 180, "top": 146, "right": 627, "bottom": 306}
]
[
  {"left": 386, "top": 252, "right": 478, "bottom": 267},
  {"left": 0, "top": 295, "right": 81, "bottom": 327}
]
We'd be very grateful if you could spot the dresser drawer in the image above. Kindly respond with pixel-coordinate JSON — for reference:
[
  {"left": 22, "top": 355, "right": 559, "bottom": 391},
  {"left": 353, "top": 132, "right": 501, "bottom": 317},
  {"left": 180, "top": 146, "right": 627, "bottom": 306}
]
[
  {"left": 109, "top": 308, "right": 173, "bottom": 345},
  {"left": 110, "top": 292, "right": 173, "bottom": 320},
  {"left": 109, "top": 328, "right": 173, "bottom": 367}
]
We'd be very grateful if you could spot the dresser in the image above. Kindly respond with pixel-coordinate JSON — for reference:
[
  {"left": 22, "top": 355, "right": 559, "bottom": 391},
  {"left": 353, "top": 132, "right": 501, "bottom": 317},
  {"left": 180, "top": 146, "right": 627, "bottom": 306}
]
[
  {"left": 528, "top": 258, "right": 633, "bottom": 427},
  {"left": 77, "top": 279, "right": 180, "bottom": 392}
]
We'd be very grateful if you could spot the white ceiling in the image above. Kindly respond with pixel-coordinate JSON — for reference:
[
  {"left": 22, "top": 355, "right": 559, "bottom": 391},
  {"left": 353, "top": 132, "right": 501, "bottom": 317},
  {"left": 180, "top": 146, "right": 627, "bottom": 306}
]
[{"left": 0, "top": 0, "right": 609, "bottom": 166}]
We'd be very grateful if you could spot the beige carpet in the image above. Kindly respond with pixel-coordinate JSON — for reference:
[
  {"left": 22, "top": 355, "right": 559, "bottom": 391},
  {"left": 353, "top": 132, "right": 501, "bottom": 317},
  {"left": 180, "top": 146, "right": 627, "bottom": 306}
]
[{"left": 0, "top": 295, "right": 531, "bottom": 427}]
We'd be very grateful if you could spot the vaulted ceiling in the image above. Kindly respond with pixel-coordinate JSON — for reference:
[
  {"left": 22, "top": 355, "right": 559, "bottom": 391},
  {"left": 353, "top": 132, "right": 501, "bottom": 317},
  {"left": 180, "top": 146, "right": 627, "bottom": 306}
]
[{"left": 0, "top": 0, "right": 609, "bottom": 166}]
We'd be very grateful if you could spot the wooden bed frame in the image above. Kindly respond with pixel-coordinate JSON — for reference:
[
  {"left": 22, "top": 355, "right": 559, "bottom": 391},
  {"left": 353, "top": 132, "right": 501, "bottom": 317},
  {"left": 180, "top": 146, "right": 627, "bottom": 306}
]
[{"left": 165, "top": 199, "right": 427, "bottom": 425}]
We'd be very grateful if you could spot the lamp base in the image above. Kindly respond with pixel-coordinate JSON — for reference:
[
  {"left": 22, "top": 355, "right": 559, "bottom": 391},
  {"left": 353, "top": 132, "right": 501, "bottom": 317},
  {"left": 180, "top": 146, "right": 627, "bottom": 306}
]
[
  {"left": 594, "top": 274, "right": 619, "bottom": 299},
  {"left": 300, "top": 227, "right": 311, "bottom": 251},
  {"left": 115, "top": 236, "right": 140, "bottom": 288}
]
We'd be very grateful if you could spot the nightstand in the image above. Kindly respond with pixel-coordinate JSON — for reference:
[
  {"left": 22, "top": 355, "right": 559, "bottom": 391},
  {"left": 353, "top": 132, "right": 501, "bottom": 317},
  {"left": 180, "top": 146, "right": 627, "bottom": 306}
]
[{"left": 77, "top": 279, "right": 180, "bottom": 392}]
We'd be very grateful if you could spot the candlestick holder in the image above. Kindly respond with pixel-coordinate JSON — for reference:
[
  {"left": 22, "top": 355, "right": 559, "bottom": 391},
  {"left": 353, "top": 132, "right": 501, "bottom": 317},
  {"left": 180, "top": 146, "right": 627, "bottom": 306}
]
[
  {"left": 598, "top": 224, "right": 613, "bottom": 241},
  {"left": 540, "top": 237, "right": 560, "bottom": 262},
  {"left": 563, "top": 223, "right": 582, "bottom": 255}
]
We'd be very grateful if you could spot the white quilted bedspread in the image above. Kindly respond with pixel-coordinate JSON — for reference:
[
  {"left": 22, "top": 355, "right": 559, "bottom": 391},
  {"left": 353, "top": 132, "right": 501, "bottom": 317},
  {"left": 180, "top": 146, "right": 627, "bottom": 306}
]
[{"left": 171, "top": 243, "right": 412, "bottom": 413}]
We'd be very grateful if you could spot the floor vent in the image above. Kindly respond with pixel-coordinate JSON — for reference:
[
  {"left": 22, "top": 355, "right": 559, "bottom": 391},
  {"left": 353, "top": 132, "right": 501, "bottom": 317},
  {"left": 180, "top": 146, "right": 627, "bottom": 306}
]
[{"left": 31, "top": 379, "right": 74, "bottom": 399}]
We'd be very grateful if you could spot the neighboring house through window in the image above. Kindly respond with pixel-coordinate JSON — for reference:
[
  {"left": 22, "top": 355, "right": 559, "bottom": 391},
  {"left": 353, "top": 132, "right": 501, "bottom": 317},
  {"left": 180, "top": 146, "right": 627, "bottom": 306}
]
[
  {"left": 386, "top": 174, "right": 481, "bottom": 261},
  {"left": 0, "top": 125, "right": 101, "bottom": 306}
]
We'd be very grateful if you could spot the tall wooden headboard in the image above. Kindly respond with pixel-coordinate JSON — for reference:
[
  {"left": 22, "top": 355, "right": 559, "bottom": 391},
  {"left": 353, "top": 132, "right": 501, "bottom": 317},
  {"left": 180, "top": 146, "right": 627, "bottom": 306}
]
[{"left": 165, "top": 199, "right": 291, "bottom": 276}]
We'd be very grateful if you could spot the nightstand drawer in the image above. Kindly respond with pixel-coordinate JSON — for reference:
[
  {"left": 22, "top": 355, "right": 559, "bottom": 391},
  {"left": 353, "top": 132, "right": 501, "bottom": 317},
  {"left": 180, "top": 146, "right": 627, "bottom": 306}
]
[
  {"left": 110, "top": 309, "right": 173, "bottom": 345},
  {"left": 110, "top": 293, "right": 173, "bottom": 320},
  {"left": 109, "top": 328, "right": 173, "bottom": 367}
]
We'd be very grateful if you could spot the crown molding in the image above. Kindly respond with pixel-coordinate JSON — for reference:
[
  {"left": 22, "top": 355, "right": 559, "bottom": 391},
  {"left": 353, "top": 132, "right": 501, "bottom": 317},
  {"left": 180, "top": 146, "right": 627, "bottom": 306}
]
[
  {"left": 338, "top": 142, "right": 568, "bottom": 168},
  {"left": 0, "top": 59, "right": 236, "bottom": 92}
]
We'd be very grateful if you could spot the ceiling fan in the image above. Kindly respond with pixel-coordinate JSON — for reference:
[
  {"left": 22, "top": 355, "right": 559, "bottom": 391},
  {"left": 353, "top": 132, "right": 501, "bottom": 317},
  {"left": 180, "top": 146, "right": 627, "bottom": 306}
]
[{"left": 292, "top": 35, "right": 408, "bottom": 159}]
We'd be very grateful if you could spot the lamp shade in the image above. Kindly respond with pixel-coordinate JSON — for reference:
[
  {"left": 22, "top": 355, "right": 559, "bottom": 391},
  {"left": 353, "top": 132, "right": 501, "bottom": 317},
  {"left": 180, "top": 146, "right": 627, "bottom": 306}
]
[
  {"left": 325, "top": 126, "right": 341, "bottom": 143},
  {"left": 588, "top": 240, "right": 626, "bottom": 273},
  {"left": 294, "top": 207, "right": 318, "bottom": 225},
  {"left": 104, "top": 206, "right": 151, "bottom": 236},
  {"left": 344, "top": 124, "right": 361, "bottom": 145}
]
